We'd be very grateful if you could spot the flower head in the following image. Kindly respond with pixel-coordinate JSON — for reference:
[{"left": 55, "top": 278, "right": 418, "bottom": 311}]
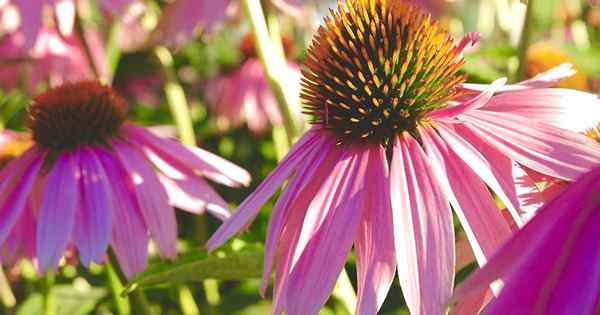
[
  {"left": 0, "top": 81, "right": 250, "bottom": 276},
  {"left": 453, "top": 165, "right": 600, "bottom": 315},
  {"left": 208, "top": 1, "right": 600, "bottom": 314}
]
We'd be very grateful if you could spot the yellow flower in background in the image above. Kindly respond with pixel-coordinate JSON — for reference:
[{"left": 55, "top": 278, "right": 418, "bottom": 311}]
[
  {"left": 0, "top": 131, "right": 32, "bottom": 169},
  {"left": 526, "top": 42, "right": 590, "bottom": 91}
]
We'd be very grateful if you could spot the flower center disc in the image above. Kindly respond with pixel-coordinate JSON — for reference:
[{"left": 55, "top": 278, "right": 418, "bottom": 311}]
[
  {"left": 27, "top": 81, "right": 127, "bottom": 150},
  {"left": 301, "top": 0, "right": 466, "bottom": 144}
]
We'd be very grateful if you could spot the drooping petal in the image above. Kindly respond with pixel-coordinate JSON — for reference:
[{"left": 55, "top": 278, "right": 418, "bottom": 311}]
[
  {"left": 50, "top": 0, "right": 75, "bottom": 36},
  {"left": 96, "top": 149, "right": 149, "bottom": 278},
  {"left": 283, "top": 146, "right": 370, "bottom": 315},
  {"left": 0, "top": 148, "right": 43, "bottom": 245},
  {"left": 260, "top": 135, "right": 338, "bottom": 295},
  {"left": 122, "top": 123, "right": 251, "bottom": 187},
  {"left": 479, "top": 88, "right": 600, "bottom": 132},
  {"left": 420, "top": 126, "right": 512, "bottom": 266},
  {"left": 158, "top": 173, "right": 231, "bottom": 221},
  {"left": 355, "top": 145, "right": 396, "bottom": 315},
  {"left": 390, "top": 134, "right": 455, "bottom": 315},
  {"left": 72, "top": 148, "right": 113, "bottom": 266},
  {"left": 37, "top": 152, "right": 79, "bottom": 271},
  {"left": 112, "top": 140, "right": 177, "bottom": 259},
  {"left": 462, "top": 110, "right": 600, "bottom": 181},
  {"left": 207, "top": 130, "right": 322, "bottom": 251}
]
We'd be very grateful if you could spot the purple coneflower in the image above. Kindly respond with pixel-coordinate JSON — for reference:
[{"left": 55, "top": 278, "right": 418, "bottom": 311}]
[
  {"left": 0, "top": 81, "right": 250, "bottom": 276},
  {"left": 453, "top": 165, "right": 600, "bottom": 315},
  {"left": 207, "top": 1, "right": 600, "bottom": 314}
]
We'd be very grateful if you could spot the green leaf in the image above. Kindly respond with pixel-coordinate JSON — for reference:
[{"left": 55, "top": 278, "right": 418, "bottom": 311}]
[
  {"left": 16, "top": 285, "right": 106, "bottom": 315},
  {"left": 125, "top": 241, "right": 264, "bottom": 293}
]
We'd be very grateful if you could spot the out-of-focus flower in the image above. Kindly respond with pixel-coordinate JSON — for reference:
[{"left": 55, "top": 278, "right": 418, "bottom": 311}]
[
  {"left": 0, "top": 27, "right": 106, "bottom": 93},
  {"left": 0, "top": 81, "right": 250, "bottom": 276},
  {"left": 207, "top": 1, "right": 600, "bottom": 314},
  {"left": 454, "top": 165, "right": 600, "bottom": 315},
  {"left": 204, "top": 35, "right": 302, "bottom": 134},
  {"left": 526, "top": 42, "right": 589, "bottom": 91},
  {"left": 0, "top": 0, "right": 143, "bottom": 51},
  {"left": 409, "top": 0, "right": 446, "bottom": 17},
  {"left": 115, "top": 74, "right": 163, "bottom": 108}
]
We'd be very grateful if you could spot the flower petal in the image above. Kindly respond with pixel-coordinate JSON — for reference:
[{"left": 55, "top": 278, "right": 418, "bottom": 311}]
[
  {"left": 207, "top": 130, "right": 322, "bottom": 251},
  {"left": 113, "top": 140, "right": 177, "bottom": 259},
  {"left": 37, "top": 152, "right": 79, "bottom": 271},
  {"left": 50, "top": 0, "right": 75, "bottom": 36},
  {"left": 428, "top": 77, "right": 506, "bottom": 119},
  {"left": 283, "top": 146, "right": 370, "bottom": 315},
  {"left": 462, "top": 110, "right": 600, "bottom": 181},
  {"left": 0, "top": 148, "right": 43, "bottom": 245},
  {"left": 355, "top": 145, "right": 396, "bottom": 315},
  {"left": 13, "top": 0, "right": 43, "bottom": 50},
  {"left": 72, "top": 148, "right": 113, "bottom": 266},
  {"left": 390, "top": 134, "right": 455, "bottom": 315},
  {"left": 122, "top": 123, "right": 251, "bottom": 187},
  {"left": 96, "top": 149, "right": 149, "bottom": 278}
]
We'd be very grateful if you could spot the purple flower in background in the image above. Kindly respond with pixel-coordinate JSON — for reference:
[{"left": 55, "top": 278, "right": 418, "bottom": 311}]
[
  {"left": 454, "top": 165, "right": 600, "bottom": 315},
  {"left": 207, "top": 1, "right": 600, "bottom": 314},
  {"left": 0, "top": 81, "right": 250, "bottom": 276}
]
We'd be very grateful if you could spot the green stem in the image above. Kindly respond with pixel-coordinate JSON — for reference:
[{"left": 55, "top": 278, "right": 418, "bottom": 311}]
[
  {"left": 0, "top": 268, "right": 15, "bottom": 309},
  {"left": 154, "top": 46, "right": 197, "bottom": 146},
  {"left": 108, "top": 250, "right": 152, "bottom": 315},
  {"left": 106, "top": 261, "right": 131, "bottom": 315},
  {"left": 516, "top": 0, "right": 534, "bottom": 81},
  {"left": 332, "top": 268, "right": 357, "bottom": 315},
  {"left": 242, "top": 0, "right": 300, "bottom": 145},
  {"left": 105, "top": 21, "right": 122, "bottom": 84},
  {"left": 74, "top": 13, "right": 101, "bottom": 81},
  {"left": 42, "top": 272, "right": 56, "bottom": 315}
]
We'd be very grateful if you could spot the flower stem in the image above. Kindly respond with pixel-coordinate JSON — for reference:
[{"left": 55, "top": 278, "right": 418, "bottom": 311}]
[
  {"left": 154, "top": 46, "right": 197, "bottom": 146},
  {"left": 106, "top": 261, "right": 131, "bottom": 315},
  {"left": 74, "top": 12, "right": 101, "bottom": 82},
  {"left": 177, "top": 284, "right": 200, "bottom": 315},
  {"left": 108, "top": 250, "right": 153, "bottom": 315},
  {"left": 241, "top": 0, "right": 300, "bottom": 145},
  {"left": 42, "top": 272, "right": 56, "bottom": 315},
  {"left": 332, "top": 268, "right": 357, "bottom": 315},
  {"left": 516, "top": 0, "right": 534, "bottom": 81}
]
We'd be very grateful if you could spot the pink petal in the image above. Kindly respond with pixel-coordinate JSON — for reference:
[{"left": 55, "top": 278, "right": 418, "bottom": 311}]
[
  {"left": 0, "top": 148, "right": 43, "bottom": 245},
  {"left": 451, "top": 288, "right": 494, "bottom": 315},
  {"left": 355, "top": 145, "right": 396, "bottom": 315},
  {"left": 420, "top": 126, "right": 512, "bottom": 265},
  {"left": 260, "top": 135, "right": 338, "bottom": 295},
  {"left": 122, "top": 123, "right": 251, "bottom": 187},
  {"left": 462, "top": 110, "right": 600, "bottom": 181},
  {"left": 390, "top": 134, "right": 455, "bottom": 315},
  {"left": 72, "top": 148, "right": 113, "bottom": 266},
  {"left": 158, "top": 174, "right": 231, "bottom": 221},
  {"left": 96, "top": 148, "right": 149, "bottom": 278},
  {"left": 99, "top": 0, "right": 138, "bottom": 15},
  {"left": 37, "top": 152, "right": 79, "bottom": 271},
  {"left": 427, "top": 78, "right": 506, "bottom": 120},
  {"left": 112, "top": 140, "right": 177, "bottom": 259},
  {"left": 283, "top": 145, "right": 370, "bottom": 315},
  {"left": 479, "top": 88, "right": 600, "bottom": 132},
  {"left": 13, "top": 0, "right": 43, "bottom": 50},
  {"left": 207, "top": 130, "right": 322, "bottom": 251}
]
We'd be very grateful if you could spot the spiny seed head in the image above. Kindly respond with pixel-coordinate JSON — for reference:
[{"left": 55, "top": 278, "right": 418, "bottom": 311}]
[
  {"left": 301, "top": 0, "right": 467, "bottom": 144},
  {"left": 27, "top": 81, "right": 127, "bottom": 151}
]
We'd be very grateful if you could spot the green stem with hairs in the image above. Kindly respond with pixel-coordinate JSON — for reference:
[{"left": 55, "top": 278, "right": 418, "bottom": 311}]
[
  {"left": 242, "top": 0, "right": 300, "bottom": 145},
  {"left": 108, "top": 250, "right": 153, "bottom": 315},
  {"left": 106, "top": 261, "right": 131, "bottom": 315},
  {"left": 516, "top": 0, "right": 535, "bottom": 81},
  {"left": 154, "top": 46, "right": 197, "bottom": 146}
]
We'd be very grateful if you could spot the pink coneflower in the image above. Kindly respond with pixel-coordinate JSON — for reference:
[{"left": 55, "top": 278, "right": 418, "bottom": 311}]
[
  {"left": 207, "top": 1, "right": 600, "bottom": 314},
  {"left": 204, "top": 36, "right": 302, "bottom": 134},
  {"left": 0, "top": 0, "right": 143, "bottom": 51},
  {"left": 0, "top": 81, "right": 250, "bottom": 276},
  {"left": 453, "top": 165, "right": 600, "bottom": 315}
]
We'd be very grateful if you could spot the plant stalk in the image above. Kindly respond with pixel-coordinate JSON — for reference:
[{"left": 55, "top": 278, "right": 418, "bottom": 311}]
[{"left": 516, "top": 0, "right": 534, "bottom": 81}]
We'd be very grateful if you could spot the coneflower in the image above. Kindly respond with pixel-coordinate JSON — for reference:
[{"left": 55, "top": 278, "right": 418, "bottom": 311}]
[
  {"left": 208, "top": 1, "right": 600, "bottom": 314},
  {"left": 0, "top": 81, "right": 250, "bottom": 276}
]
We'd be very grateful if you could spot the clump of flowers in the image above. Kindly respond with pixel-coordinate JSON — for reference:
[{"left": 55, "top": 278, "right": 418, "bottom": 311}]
[
  {"left": 0, "top": 81, "right": 250, "bottom": 276},
  {"left": 207, "top": 1, "right": 600, "bottom": 314}
]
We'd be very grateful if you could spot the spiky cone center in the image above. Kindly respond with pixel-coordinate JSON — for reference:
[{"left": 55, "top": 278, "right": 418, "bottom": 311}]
[
  {"left": 301, "top": 0, "right": 466, "bottom": 144},
  {"left": 27, "top": 81, "right": 127, "bottom": 151}
]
